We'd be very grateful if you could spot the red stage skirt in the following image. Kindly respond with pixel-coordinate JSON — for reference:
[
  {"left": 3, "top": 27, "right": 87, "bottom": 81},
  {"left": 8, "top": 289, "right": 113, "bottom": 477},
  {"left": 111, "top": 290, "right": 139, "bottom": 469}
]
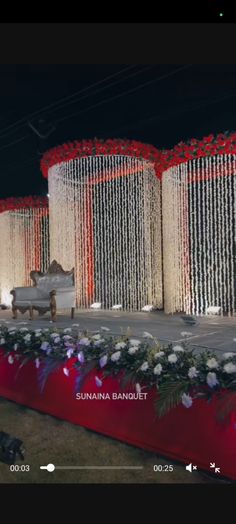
[{"left": 0, "top": 350, "right": 235, "bottom": 480}]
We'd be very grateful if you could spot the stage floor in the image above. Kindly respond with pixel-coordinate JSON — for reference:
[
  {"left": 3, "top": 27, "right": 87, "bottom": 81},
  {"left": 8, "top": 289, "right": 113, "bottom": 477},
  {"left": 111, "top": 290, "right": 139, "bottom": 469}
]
[{"left": 1, "top": 308, "right": 236, "bottom": 355}]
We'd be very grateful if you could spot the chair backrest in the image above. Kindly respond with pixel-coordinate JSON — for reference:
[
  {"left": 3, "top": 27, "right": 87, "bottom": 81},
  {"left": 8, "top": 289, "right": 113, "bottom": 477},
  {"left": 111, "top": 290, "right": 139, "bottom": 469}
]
[{"left": 30, "top": 260, "right": 74, "bottom": 294}]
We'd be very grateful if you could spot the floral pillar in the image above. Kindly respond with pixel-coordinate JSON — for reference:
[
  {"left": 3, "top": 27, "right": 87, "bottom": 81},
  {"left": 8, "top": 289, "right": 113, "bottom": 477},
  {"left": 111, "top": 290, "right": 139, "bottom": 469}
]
[
  {"left": 0, "top": 197, "right": 49, "bottom": 306},
  {"left": 41, "top": 139, "right": 163, "bottom": 311},
  {"left": 160, "top": 132, "right": 236, "bottom": 316}
]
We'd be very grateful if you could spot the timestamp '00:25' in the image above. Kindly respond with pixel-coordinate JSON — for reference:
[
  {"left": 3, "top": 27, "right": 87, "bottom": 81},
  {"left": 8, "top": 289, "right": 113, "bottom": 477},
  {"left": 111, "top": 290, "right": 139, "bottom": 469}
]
[{"left": 153, "top": 465, "right": 174, "bottom": 472}]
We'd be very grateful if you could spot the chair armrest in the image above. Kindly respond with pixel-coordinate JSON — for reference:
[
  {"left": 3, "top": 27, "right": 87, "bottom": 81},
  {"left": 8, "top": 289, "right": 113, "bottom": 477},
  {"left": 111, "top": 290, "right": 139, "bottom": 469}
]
[
  {"left": 10, "top": 287, "right": 43, "bottom": 301},
  {"left": 50, "top": 287, "right": 76, "bottom": 308},
  {"left": 51, "top": 287, "right": 76, "bottom": 294}
]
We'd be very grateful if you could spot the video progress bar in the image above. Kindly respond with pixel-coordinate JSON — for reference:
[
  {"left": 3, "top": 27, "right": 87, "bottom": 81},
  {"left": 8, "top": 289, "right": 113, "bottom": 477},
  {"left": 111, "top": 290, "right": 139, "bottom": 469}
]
[{"left": 40, "top": 464, "right": 143, "bottom": 472}]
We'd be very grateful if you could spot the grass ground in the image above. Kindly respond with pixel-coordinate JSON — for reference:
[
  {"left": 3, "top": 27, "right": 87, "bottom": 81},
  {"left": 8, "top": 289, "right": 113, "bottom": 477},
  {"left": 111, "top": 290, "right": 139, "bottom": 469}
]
[{"left": 0, "top": 397, "right": 223, "bottom": 484}]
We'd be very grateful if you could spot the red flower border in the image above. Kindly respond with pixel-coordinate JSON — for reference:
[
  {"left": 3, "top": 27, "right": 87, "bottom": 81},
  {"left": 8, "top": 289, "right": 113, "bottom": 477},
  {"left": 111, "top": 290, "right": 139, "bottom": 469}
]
[
  {"left": 155, "top": 131, "right": 236, "bottom": 177},
  {"left": 40, "top": 133, "right": 236, "bottom": 181},
  {"left": 40, "top": 139, "right": 161, "bottom": 179},
  {"left": 0, "top": 196, "right": 48, "bottom": 214}
]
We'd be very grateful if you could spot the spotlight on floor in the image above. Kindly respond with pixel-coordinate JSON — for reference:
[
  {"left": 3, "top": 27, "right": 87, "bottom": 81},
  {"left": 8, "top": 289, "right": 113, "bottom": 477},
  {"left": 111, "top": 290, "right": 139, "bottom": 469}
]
[
  {"left": 206, "top": 306, "right": 221, "bottom": 315},
  {"left": 142, "top": 305, "right": 154, "bottom": 312},
  {"left": 112, "top": 304, "right": 122, "bottom": 310},
  {"left": 90, "top": 302, "right": 102, "bottom": 310}
]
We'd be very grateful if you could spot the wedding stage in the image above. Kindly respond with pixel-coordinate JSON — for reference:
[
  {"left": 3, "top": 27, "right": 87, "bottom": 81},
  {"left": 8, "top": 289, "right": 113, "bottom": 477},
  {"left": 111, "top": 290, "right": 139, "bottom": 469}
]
[{"left": 0, "top": 348, "right": 236, "bottom": 480}]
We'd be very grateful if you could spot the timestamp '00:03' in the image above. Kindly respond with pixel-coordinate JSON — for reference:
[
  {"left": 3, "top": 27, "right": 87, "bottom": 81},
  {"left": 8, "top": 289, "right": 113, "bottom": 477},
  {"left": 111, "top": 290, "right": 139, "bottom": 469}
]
[
  {"left": 9, "top": 465, "right": 30, "bottom": 472},
  {"left": 153, "top": 465, "right": 174, "bottom": 472}
]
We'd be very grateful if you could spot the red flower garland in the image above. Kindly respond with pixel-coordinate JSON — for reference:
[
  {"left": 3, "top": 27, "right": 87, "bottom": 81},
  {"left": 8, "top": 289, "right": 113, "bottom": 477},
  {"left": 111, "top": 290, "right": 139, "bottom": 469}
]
[
  {"left": 40, "top": 133, "right": 236, "bottom": 181},
  {"left": 40, "top": 138, "right": 162, "bottom": 179},
  {"left": 154, "top": 131, "right": 236, "bottom": 177},
  {"left": 0, "top": 196, "right": 48, "bottom": 214}
]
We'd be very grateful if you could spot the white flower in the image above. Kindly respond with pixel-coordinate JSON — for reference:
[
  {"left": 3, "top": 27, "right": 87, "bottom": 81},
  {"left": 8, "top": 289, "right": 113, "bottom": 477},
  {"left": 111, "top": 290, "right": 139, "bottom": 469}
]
[
  {"left": 0, "top": 338, "right": 5, "bottom": 345},
  {"left": 99, "top": 355, "right": 108, "bottom": 368},
  {"left": 92, "top": 334, "right": 101, "bottom": 340},
  {"left": 181, "top": 393, "right": 193, "bottom": 408},
  {"left": 9, "top": 331, "right": 16, "bottom": 336},
  {"left": 51, "top": 332, "right": 59, "bottom": 338},
  {"left": 63, "top": 367, "right": 69, "bottom": 377},
  {"left": 140, "top": 361, "right": 149, "bottom": 371},
  {"left": 35, "top": 358, "right": 40, "bottom": 369},
  {"left": 14, "top": 343, "right": 18, "bottom": 351},
  {"left": 66, "top": 348, "right": 74, "bottom": 359},
  {"left": 24, "top": 334, "right": 31, "bottom": 342},
  {"left": 154, "top": 363, "right": 162, "bottom": 375},
  {"left": 79, "top": 337, "right": 90, "bottom": 346},
  {"left": 43, "top": 328, "right": 49, "bottom": 332},
  {"left": 95, "top": 376, "right": 103, "bottom": 387},
  {"left": 100, "top": 326, "right": 110, "bottom": 332},
  {"left": 34, "top": 329, "right": 42, "bottom": 333},
  {"left": 35, "top": 332, "right": 42, "bottom": 338},
  {"left": 72, "top": 324, "right": 80, "bottom": 327},
  {"left": 64, "top": 328, "right": 72, "bottom": 333},
  {"left": 129, "top": 339, "right": 141, "bottom": 346},
  {"left": 206, "top": 372, "right": 218, "bottom": 388},
  {"left": 173, "top": 345, "right": 184, "bottom": 353},
  {"left": 128, "top": 346, "right": 139, "bottom": 355},
  {"left": 19, "top": 327, "right": 28, "bottom": 332},
  {"left": 136, "top": 383, "right": 141, "bottom": 393},
  {"left": 78, "top": 351, "right": 85, "bottom": 363},
  {"left": 143, "top": 331, "right": 154, "bottom": 339},
  {"left": 222, "top": 352, "right": 235, "bottom": 360},
  {"left": 154, "top": 351, "right": 165, "bottom": 359},
  {"left": 115, "top": 342, "right": 126, "bottom": 350},
  {"left": 223, "top": 362, "right": 236, "bottom": 374},
  {"left": 188, "top": 366, "right": 198, "bottom": 379},
  {"left": 53, "top": 336, "right": 61, "bottom": 344},
  {"left": 168, "top": 353, "right": 178, "bottom": 364},
  {"left": 8, "top": 355, "right": 14, "bottom": 364},
  {"left": 111, "top": 351, "right": 121, "bottom": 362},
  {"left": 180, "top": 331, "right": 192, "bottom": 337},
  {"left": 41, "top": 341, "right": 49, "bottom": 351},
  {"left": 206, "top": 358, "right": 219, "bottom": 369},
  {"left": 94, "top": 338, "right": 105, "bottom": 347}
]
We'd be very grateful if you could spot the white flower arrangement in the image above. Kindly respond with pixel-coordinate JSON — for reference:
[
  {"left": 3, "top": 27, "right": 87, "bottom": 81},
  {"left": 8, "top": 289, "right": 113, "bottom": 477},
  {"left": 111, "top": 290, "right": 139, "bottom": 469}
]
[{"left": 0, "top": 322, "right": 236, "bottom": 421}]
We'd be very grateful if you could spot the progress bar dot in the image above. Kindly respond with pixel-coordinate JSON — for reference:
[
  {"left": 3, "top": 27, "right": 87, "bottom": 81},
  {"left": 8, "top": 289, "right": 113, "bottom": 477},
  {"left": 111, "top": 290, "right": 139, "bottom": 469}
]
[{"left": 40, "top": 463, "right": 55, "bottom": 472}]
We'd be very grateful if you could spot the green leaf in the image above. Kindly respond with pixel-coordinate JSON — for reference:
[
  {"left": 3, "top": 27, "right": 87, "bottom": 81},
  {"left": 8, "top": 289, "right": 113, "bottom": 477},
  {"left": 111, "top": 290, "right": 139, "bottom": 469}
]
[
  {"left": 155, "top": 380, "right": 187, "bottom": 418},
  {"left": 120, "top": 371, "right": 137, "bottom": 390}
]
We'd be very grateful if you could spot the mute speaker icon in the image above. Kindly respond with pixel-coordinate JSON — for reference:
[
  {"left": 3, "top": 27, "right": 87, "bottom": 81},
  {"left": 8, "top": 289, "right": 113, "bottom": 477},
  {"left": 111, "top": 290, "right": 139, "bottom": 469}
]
[{"left": 186, "top": 463, "right": 197, "bottom": 472}]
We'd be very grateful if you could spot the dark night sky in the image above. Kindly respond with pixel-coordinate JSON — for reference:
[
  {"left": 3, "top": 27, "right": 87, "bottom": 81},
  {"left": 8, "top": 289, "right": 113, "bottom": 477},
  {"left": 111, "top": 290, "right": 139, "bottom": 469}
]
[{"left": 1, "top": 63, "right": 236, "bottom": 199}]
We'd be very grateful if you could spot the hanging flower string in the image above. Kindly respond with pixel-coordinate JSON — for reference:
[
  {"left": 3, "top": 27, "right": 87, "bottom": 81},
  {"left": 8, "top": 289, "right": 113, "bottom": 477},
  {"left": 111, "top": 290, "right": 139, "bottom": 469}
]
[{"left": 0, "top": 323, "right": 236, "bottom": 422}]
